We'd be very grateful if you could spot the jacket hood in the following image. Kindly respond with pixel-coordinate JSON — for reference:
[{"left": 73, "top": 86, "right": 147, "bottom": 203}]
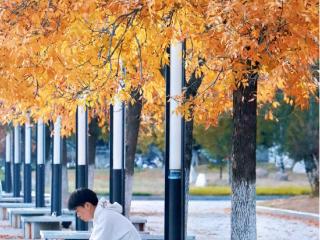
[{"left": 98, "top": 197, "right": 123, "bottom": 214}]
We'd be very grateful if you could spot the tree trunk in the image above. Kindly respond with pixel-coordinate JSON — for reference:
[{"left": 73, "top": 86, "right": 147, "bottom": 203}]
[
  {"left": 88, "top": 164, "right": 95, "bottom": 190},
  {"left": 231, "top": 72, "right": 257, "bottom": 240},
  {"left": 184, "top": 70, "right": 203, "bottom": 233},
  {"left": 312, "top": 155, "right": 319, "bottom": 197},
  {"left": 184, "top": 119, "right": 193, "bottom": 234},
  {"left": 45, "top": 162, "right": 51, "bottom": 195},
  {"left": 88, "top": 117, "right": 99, "bottom": 190},
  {"left": 124, "top": 173, "right": 133, "bottom": 217},
  {"left": 124, "top": 89, "right": 143, "bottom": 217},
  {"left": 313, "top": 154, "right": 319, "bottom": 172},
  {"left": 228, "top": 158, "right": 232, "bottom": 185},
  {"left": 306, "top": 99, "right": 319, "bottom": 197},
  {"left": 61, "top": 138, "right": 69, "bottom": 208},
  {"left": 279, "top": 125, "right": 285, "bottom": 173},
  {"left": 304, "top": 157, "right": 319, "bottom": 197}
]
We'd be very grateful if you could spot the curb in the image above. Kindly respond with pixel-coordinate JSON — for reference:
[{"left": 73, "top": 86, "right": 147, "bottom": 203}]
[{"left": 257, "top": 206, "right": 320, "bottom": 221}]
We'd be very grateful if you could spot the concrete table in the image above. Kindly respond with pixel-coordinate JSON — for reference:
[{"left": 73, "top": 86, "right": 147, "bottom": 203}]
[
  {"left": 0, "top": 197, "right": 24, "bottom": 203},
  {"left": 9, "top": 208, "right": 74, "bottom": 228},
  {"left": 0, "top": 202, "right": 34, "bottom": 220},
  {"left": 10, "top": 208, "right": 50, "bottom": 228},
  {"left": 130, "top": 216, "right": 147, "bottom": 232},
  {"left": 40, "top": 230, "right": 91, "bottom": 240},
  {"left": 40, "top": 231, "right": 196, "bottom": 240},
  {"left": 22, "top": 215, "right": 75, "bottom": 239},
  {"left": 140, "top": 234, "right": 196, "bottom": 240}
]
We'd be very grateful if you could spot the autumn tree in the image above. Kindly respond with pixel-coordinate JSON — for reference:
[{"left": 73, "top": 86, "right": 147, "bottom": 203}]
[
  {"left": 283, "top": 98, "right": 319, "bottom": 196},
  {"left": 0, "top": 1, "right": 318, "bottom": 240}
]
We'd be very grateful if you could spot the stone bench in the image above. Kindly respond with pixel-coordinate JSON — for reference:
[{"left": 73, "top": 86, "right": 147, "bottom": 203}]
[
  {"left": 0, "top": 196, "right": 51, "bottom": 202},
  {"left": 40, "top": 230, "right": 91, "bottom": 239},
  {"left": 1, "top": 192, "right": 51, "bottom": 197},
  {"left": 0, "top": 202, "right": 34, "bottom": 220},
  {"left": 140, "top": 235, "right": 195, "bottom": 240},
  {"left": 141, "top": 235, "right": 195, "bottom": 240},
  {"left": 0, "top": 196, "right": 24, "bottom": 203},
  {"left": 0, "top": 192, "right": 15, "bottom": 197},
  {"left": 22, "top": 215, "right": 75, "bottom": 239},
  {"left": 40, "top": 231, "right": 196, "bottom": 240},
  {"left": 24, "top": 214, "right": 146, "bottom": 239},
  {"left": 9, "top": 208, "right": 74, "bottom": 228},
  {"left": 130, "top": 216, "right": 147, "bottom": 232},
  {"left": 9, "top": 207, "right": 48, "bottom": 227}
]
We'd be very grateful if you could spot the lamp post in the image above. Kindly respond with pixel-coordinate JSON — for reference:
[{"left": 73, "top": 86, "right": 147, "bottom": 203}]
[
  {"left": 24, "top": 118, "right": 32, "bottom": 203},
  {"left": 36, "top": 119, "right": 46, "bottom": 207},
  {"left": 110, "top": 99, "right": 125, "bottom": 213},
  {"left": 13, "top": 125, "right": 21, "bottom": 197},
  {"left": 4, "top": 132, "right": 12, "bottom": 193},
  {"left": 165, "top": 41, "right": 186, "bottom": 240},
  {"left": 76, "top": 106, "right": 88, "bottom": 230},
  {"left": 51, "top": 117, "right": 62, "bottom": 216}
]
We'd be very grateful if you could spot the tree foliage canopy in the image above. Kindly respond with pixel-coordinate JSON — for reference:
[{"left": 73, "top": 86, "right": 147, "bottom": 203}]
[{"left": 0, "top": 0, "right": 318, "bottom": 135}]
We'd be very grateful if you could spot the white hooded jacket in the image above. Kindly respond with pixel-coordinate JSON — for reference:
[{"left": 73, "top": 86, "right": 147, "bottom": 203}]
[{"left": 90, "top": 198, "right": 141, "bottom": 240}]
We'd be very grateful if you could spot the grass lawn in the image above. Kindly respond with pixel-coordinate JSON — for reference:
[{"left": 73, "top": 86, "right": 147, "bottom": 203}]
[
  {"left": 0, "top": 164, "right": 312, "bottom": 196},
  {"left": 74, "top": 164, "right": 311, "bottom": 196}
]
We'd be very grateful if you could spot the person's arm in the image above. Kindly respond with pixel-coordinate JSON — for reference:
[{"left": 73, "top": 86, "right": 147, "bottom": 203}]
[
  {"left": 90, "top": 215, "right": 111, "bottom": 240},
  {"left": 90, "top": 221, "right": 105, "bottom": 240}
]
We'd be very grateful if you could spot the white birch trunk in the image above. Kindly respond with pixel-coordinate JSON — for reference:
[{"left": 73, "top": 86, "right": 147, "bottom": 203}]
[
  {"left": 45, "top": 161, "right": 51, "bottom": 195},
  {"left": 124, "top": 173, "right": 133, "bottom": 217},
  {"left": 231, "top": 180, "right": 256, "bottom": 240},
  {"left": 88, "top": 164, "right": 95, "bottom": 190},
  {"left": 61, "top": 165, "right": 69, "bottom": 208}
]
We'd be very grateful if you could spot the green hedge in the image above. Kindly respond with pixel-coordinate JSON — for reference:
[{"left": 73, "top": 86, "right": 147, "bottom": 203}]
[
  {"left": 189, "top": 186, "right": 311, "bottom": 196},
  {"left": 96, "top": 186, "right": 311, "bottom": 196}
]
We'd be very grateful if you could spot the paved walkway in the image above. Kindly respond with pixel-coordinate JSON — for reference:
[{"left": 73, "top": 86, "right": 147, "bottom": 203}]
[
  {"left": 0, "top": 200, "right": 318, "bottom": 239},
  {"left": 131, "top": 201, "right": 319, "bottom": 240}
]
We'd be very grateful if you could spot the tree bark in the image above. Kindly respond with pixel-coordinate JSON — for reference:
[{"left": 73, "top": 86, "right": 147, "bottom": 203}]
[
  {"left": 304, "top": 157, "right": 319, "bottom": 197},
  {"left": 88, "top": 117, "right": 99, "bottom": 190},
  {"left": 184, "top": 70, "right": 203, "bottom": 232},
  {"left": 279, "top": 125, "right": 286, "bottom": 173},
  {"left": 228, "top": 158, "right": 232, "bottom": 185},
  {"left": 184, "top": 119, "right": 193, "bottom": 234},
  {"left": 124, "top": 89, "right": 143, "bottom": 217},
  {"left": 306, "top": 99, "right": 319, "bottom": 197},
  {"left": 231, "top": 72, "right": 257, "bottom": 240}
]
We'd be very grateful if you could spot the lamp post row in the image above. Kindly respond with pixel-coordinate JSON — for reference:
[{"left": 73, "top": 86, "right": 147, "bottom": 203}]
[{"left": 2, "top": 41, "right": 186, "bottom": 240}]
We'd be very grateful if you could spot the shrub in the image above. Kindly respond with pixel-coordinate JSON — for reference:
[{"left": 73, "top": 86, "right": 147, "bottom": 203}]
[{"left": 189, "top": 186, "right": 311, "bottom": 196}]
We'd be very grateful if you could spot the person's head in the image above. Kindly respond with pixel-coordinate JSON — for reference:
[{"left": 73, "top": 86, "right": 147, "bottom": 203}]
[{"left": 68, "top": 188, "right": 98, "bottom": 222}]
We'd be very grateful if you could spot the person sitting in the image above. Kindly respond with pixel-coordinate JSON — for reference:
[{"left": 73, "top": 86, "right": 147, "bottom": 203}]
[{"left": 68, "top": 188, "right": 141, "bottom": 240}]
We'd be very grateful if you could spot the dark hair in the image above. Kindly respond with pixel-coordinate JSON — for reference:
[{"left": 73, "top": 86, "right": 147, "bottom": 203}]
[{"left": 68, "top": 188, "right": 98, "bottom": 210}]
